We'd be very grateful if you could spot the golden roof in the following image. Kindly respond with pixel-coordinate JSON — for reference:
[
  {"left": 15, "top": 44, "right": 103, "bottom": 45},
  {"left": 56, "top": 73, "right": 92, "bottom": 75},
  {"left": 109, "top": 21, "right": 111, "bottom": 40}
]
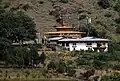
[{"left": 56, "top": 25, "right": 72, "bottom": 29}]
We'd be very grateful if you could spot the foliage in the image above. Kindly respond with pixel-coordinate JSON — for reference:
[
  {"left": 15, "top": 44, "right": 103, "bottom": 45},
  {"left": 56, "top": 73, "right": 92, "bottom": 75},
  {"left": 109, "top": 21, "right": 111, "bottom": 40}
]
[
  {"left": 116, "top": 25, "right": 120, "bottom": 34},
  {"left": 75, "top": 51, "right": 120, "bottom": 69},
  {"left": 76, "top": 53, "right": 94, "bottom": 67},
  {"left": 101, "top": 72, "right": 120, "bottom": 81},
  {"left": 115, "top": 18, "right": 120, "bottom": 24},
  {"left": 59, "top": 0, "right": 72, "bottom": 3},
  {"left": 5, "top": 45, "right": 39, "bottom": 66},
  {"left": 114, "top": 0, "right": 120, "bottom": 12},
  {"left": 57, "top": 61, "right": 67, "bottom": 73},
  {"left": 47, "top": 61, "right": 58, "bottom": 69},
  {"left": 89, "top": 27, "right": 99, "bottom": 37},
  {"left": 82, "top": 69, "right": 95, "bottom": 80},
  {"left": 5, "top": 47, "right": 25, "bottom": 66},
  {"left": 0, "top": 11, "right": 36, "bottom": 43},
  {"left": 0, "top": 37, "right": 11, "bottom": 61},
  {"left": 66, "top": 65, "right": 76, "bottom": 77},
  {"left": 114, "top": 0, "right": 120, "bottom": 34},
  {"left": 98, "top": 0, "right": 110, "bottom": 9},
  {"left": 115, "top": 18, "right": 120, "bottom": 34},
  {"left": 112, "top": 64, "right": 120, "bottom": 70},
  {"left": 108, "top": 42, "right": 120, "bottom": 53},
  {"left": 25, "top": 45, "right": 39, "bottom": 66},
  {"left": 39, "top": 52, "right": 46, "bottom": 64},
  {"left": 104, "top": 13, "right": 112, "bottom": 17},
  {"left": 47, "top": 60, "right": 68, "bottom": 73},
  {"left": 0, "top": 0, "right": 38, "bottom": 67}
]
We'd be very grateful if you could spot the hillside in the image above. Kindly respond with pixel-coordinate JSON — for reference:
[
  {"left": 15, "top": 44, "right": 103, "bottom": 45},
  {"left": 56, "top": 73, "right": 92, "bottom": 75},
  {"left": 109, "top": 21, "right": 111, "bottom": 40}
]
[{"left": 7, "top": 0, "right": 120, "bottom": 41}]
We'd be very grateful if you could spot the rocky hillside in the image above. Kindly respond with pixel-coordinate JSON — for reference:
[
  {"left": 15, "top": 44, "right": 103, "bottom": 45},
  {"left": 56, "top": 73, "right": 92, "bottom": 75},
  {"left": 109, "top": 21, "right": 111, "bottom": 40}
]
[{"left": 5, "top": 0, "right": 120, "bottom": 41}]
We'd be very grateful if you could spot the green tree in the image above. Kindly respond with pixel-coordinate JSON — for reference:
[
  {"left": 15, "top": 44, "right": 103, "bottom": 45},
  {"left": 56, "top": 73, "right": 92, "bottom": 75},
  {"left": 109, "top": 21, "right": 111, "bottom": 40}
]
[
  {"left": 5, "top": 46, "right": 39, "bottom": 67},
  {"left": 0, "top": 11, "right": 36, "bottom": 43},
  {"left": 5, "top": 47, "right": 25, "bottom": 66},
  {"left": 0, "top": 37, "right": 11, "bottom": 61},
  {"left": 0, "top": 0, "right": 38, "bottom": 67}
]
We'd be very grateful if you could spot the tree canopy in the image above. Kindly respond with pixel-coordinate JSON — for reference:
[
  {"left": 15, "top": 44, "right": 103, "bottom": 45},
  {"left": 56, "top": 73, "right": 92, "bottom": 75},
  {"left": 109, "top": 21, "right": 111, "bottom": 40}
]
[
  {"left": 0, "top": 0, "right": 39, "bottom": 67},
  {"left": 0, "top": 11, "right": 36, "bottom": 43}
]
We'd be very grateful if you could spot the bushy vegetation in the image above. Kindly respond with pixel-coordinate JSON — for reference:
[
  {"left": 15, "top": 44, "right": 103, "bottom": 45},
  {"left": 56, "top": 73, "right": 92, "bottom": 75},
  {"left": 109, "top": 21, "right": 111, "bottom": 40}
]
[
  {"left": 101, "top": 72, "right": 120, "bottom": 81},
  {"left": 47, "top": 60, "right": 67, "bottom": 73},
  {"left": 59, "top": 0, "right": 72, "bottom": 3},
  {"left": 98, "top": 0, "right": 110, "bottom": 9},
  {"left": 75, "top": 51, "right": 120, "bottom": 69},
  {"left": 4, "top": 45, "right": 42, "bottom": 67},
  {"left": 113, "top": 0, "right": 120, "bottom": 12},
  {"left": 47, "top": 60, "right": 76, "bottom": 76}
]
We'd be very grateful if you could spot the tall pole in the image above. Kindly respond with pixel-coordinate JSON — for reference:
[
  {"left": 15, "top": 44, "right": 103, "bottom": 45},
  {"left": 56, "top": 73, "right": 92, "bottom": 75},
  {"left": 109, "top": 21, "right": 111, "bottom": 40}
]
[
  {"left": 86, "top": 17, "right": 91, "bottom": 37},
  {"left": 78, "top": 14, "right": 80, "bottom": 31}
]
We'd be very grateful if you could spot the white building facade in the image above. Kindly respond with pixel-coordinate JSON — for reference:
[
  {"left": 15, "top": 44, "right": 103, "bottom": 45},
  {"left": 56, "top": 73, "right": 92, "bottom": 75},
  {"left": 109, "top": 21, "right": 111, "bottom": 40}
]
[{"left": 58, "top": 37, "right": 109, "bottom": 52}]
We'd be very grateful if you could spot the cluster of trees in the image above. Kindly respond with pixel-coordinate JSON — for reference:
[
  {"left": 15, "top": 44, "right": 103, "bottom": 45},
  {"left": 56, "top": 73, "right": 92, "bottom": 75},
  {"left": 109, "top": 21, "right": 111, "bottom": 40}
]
[
  {"left": 47, "top": 60, "right": 76, "bottom": 76},
  {"left": 0, "top": 0, "right": 44, "bottom": 67},
  {"left": 75, "top": 42, "right": 120, "bottom": 69},
  {"left": 0, "top": 11, "right": 36, "bottom": 43},
  {"left": 97, "top": 0, "right": 120, "bottom": 36},
  {"left": 113, "top": 0, "right": 120, "bottom": 34}
]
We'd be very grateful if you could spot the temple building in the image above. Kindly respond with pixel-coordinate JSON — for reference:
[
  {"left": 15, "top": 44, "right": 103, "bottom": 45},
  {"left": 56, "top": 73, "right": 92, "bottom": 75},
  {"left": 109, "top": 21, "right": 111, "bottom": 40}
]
[
  {"left": 44, "top": 25, "right": 85, "bottom": 39},
  {"left": 44, "top": 25, "right": 109, "bottom": 52},
  {"left": 58, "top": 37, "right": 109, "bottom": 52}
]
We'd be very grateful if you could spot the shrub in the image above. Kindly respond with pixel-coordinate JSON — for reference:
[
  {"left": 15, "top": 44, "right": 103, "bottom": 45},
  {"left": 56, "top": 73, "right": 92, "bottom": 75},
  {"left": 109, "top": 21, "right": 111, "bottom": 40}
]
[
  {"left": 3, "top": 2, "right": 10, "bottom": 8},
  {"left": 112, "top": 64, "right": 120, "bottom": 70},
  {"left": 98, "top": 0, "right": 110, "bottom": 9},
  {"left": 82, "top": 69, "right": 95, "bottom": 80},
  {"left": 57, "top": 61, "right": 67, "bottom": 73},
  {"left": 67, "top": 60, "right": 73, "bottom": 65},
  {"left": 115, "top": 18, "right": 120, "bottom": 24},
  {"left": 116, "top": 25, "right": 120, "bottom": 34},
  {"left": 39, "top": 52, "right": 46, "bottom": 64},
  {"left": 67, "top": 68, "right": 76, "bottom": 77},
  {"left": 92, "top": 60, "right": 108, "bottom": 69},
  {"left": 39, "top": 1, "right": 44, "bottom": 4},
  {"left": 78, "top": 15, "right": 86, "bottom": 20},
  {"left": 101, "top": 72, "right": 120, "bottom": 81},
  {"left": 60, "top": 0, "right": 72, "bottom": 3},
  {"left": 47, "top": 61, "right": 56, "bottom": 69},
  {"left": 75, "top": 52, "right": 120, "bottom": 69},
  {"left": 114, "top": 1, "right": 120, "bottom": 12},
  {"left": 76, "top": 58, "right": 91, "bottom": 66},
  {"left": 47, "top": 61, "right": 58, "bottom": 69},
  {"left": 104, "top": 13, "right": 112, "bottom": 17}
]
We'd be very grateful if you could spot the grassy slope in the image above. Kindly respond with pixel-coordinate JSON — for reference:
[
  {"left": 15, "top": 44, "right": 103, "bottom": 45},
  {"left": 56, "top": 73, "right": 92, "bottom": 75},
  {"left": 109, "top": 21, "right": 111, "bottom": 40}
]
[{"left": 9, "top": 0, "right": 120, "bottom": 41}]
